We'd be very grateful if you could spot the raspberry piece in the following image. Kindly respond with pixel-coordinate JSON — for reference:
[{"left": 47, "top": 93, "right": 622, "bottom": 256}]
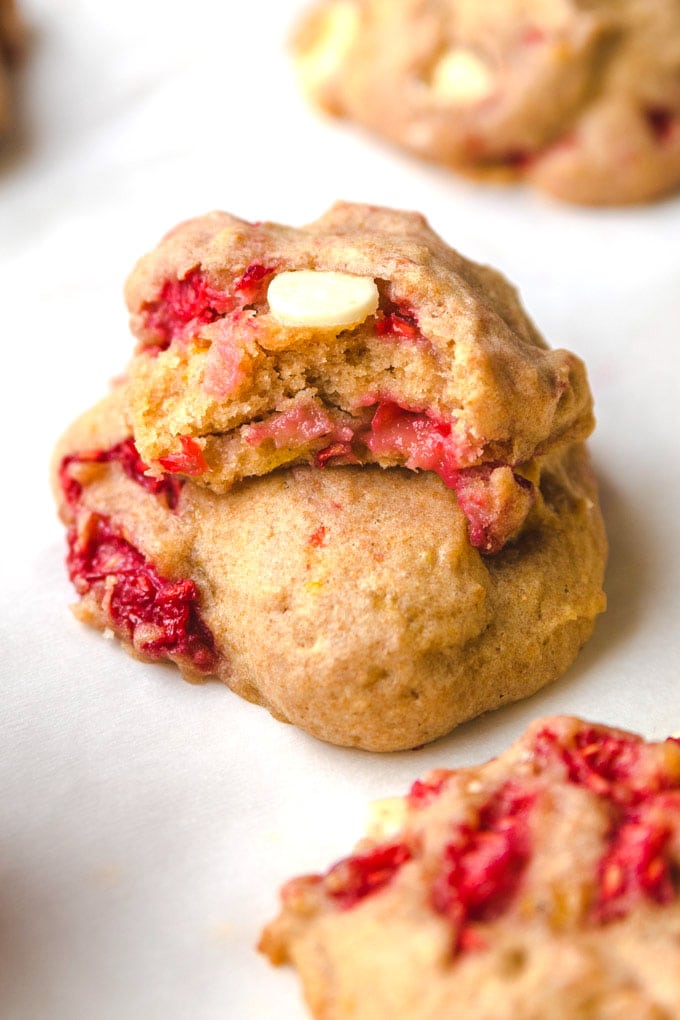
[
  {"left": 235, "top": 263, "right": 276, "bottom": 304},
  {"left": 534, "top": 725, "right": 645, "bottom": 803},
  {"left": 325, "top": 843, "right": 413, "bottom": 910},
  {"left": 60, "top": 440, "right": 182, "bottom": 510},
  {"left": 408, "top": 772, "right": 451, "bottom": 808},
  {"left": 645, "top": 107, "right": 676, "bottom": 143},
  {"left": 432, "top": 782, "right": 535, "bottom": 951},
  {"left": 66, "top": 513, "right": 217, "bottom": 672},
  {"left": 452, "top": 464, "right": 534, "bottom": 554},
  {"left": 246, "top": 403, "right": 339, "bottom": 449},
  {"left": 366, "top": 401, "right": 461, "bottom": 486},
  {"left": 499, "top": 149, "right": 534, "bottom": 170},
  {"left": 597, "top": 813, "right": 675, "bottom": 922},
  {"left": 366, "top": 403, "right": 533, "bottom": 550},
  {"left": 142, "top": 268, "right": 234, "bottom": 349},
  {"left": 158, "top": 436, "right": 209, "bottom": 476},
  {"left": 375, "top": 301, "right": 423, "bottom": 343},
  {"left": 139, "top": 264, "right": 276, "bottom": 350},
  {"left": 309, "top": 525, "right": 327, "bottom": 547},
  {"left": 202, "top": 315, "right": 252, "bottom": 398},
  {"left": 533, "top": 723, "right": 680, "bottom": 922},
  {"left": 315, "top": 441, "right": 357, "bottom": 467}
]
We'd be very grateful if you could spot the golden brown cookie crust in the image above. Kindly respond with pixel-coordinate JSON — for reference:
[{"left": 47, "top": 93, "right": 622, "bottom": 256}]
[
  {"left": 53, "top": 386, "right": 606, "bottom": 751},
  {"left": 293, "top": 1, "right": 680, "bottom": 205}
]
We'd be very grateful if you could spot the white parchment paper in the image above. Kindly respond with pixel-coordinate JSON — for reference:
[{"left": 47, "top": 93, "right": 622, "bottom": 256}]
[{"left": 2, "top": 2, "right": 679, "bottom": 1016}]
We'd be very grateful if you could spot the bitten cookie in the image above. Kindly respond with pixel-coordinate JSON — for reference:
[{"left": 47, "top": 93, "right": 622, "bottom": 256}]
[
  {"left": 293, "top": 1, "right": 680, "bottom": 205},
  {"left": 260, "top": 716, "right": 680, "bottom": 1017},
  {"left": 52, "top": 386, "right": 605, "bottom": 751},
  {"left": 124, "top": 203, "right": 593, "bottom": 553}
]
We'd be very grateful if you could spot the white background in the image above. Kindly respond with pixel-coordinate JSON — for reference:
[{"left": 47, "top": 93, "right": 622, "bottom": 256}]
[{"left": 2, "top": 2, "right": 679, "bottom": 1017}]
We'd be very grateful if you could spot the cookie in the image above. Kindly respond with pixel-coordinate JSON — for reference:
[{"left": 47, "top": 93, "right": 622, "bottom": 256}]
[
  {"left": 260, "top": 716, "right": 680, "bottom": 1017},
  {"left": 293, "top": 1, "right": 680, "bottom": 205},
  {"left": 52, "top": 383, "right": 605, "bottom": 751},
  {"left": 124, "top": 203, "right": 593, "bottom": 553},
  {"left": 0, "top": 0, "right": 24, "bottom": 136}
]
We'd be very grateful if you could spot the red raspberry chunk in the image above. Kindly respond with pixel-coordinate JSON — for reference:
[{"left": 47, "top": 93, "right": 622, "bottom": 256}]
[
  {"left": 60, "top": 440, "right": 182, "bottom": 509},
  {"left": 408, "top": 771, "right": 451, "bottom": 808},
  {"left": 235, "top": 263, "right": 275, "bottom": 303},
  {"left": 597, "top": 810, "right": 675, "bottom": 922},
  {"left": 521, "top": 25, "right": 547, "bottom": 45},
  {"left": 246, "top": 397, "right": 533, "bottom": 552},
  {"left": 67, "top": 512, "right": 217, "bottom": 672},
  {"left": 645, "top": 107, "right": 676, "bottom": 144},
  {"left": 534, "top": 725, "right": 647, "bottom": 804},
  {"left": 366, "top": 401, "right": 462, "bottom": 486},
  {"left": 499, "top": 149, "right": 535, "bottom": 171},
  {"left": 375, "top": 301, "right": 424, "bottom": 343},
  {"left": 141, "top": 268, "right": 234, "bottom": 349},
  {"left": 247, "top": 403, "right": 338, "bottom": 448},
  {"left": 432, "top": 782, "right": 535, "bottom": 951},
  {"left": 533, "top": 723, "right": 680, "bottom": 922},
  {"left": 158, "top": 436, "right": 209, "bottom": 476},
  {"left": 315, "top": 441, "right": 357, "bottom": 467},
  {"left": 324, "top": 843, "right": 413, "bottom": 910},
  {"left": 308, "top": 525, "right": 327, "bottom": 547},
  {"left": 367, "top": 402, "right": 533, "bottom": 551}
]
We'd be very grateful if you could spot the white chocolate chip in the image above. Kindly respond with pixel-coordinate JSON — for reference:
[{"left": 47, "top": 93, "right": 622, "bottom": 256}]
[
  {"left": 267, "top": 270, "right": 379, "bottom": 330},
  {"left": 430, "top": 49, "right": 494, "bottom": 104},
  {"left": 296, "top": 0, "right": 360, "bottom": 92},
  {"left": 366, "top": 797, "right": 408, "bottom": 841}
]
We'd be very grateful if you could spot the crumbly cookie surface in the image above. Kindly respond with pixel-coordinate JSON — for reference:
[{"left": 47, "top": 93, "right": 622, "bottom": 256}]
[
  {"left": 293, "top": 1, "right": 680, "bottom": 205},
  {"left": 52, "top": 386, "right": 605, "bottom": 751},
  {"left": 124, "top": 203, "right": 593, "bottom": 550},
  {"left": 260, "top": 716, "right": 680, "bottom": 1017}
]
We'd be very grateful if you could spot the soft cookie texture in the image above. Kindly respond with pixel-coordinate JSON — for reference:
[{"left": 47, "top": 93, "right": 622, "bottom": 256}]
[
  {"left": 293, "top": 1, "right": 680, "bottom": 205},
  {"left": 53, "top": 386, "right": 605, "bottom": 751},
  {"left": 260, "top": 716, "right": 680, "bottom": 1017},
  {"left": 124, "top": 203, "right": 592, "bottom": 553}
]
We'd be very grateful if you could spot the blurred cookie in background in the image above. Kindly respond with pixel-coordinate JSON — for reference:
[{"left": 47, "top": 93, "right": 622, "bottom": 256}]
[
  {"left": 0, "top": 0, "right": 24, "bottom": 137},
  {"left": 293, "top": 0, "right": 680, "bottom": 205}
]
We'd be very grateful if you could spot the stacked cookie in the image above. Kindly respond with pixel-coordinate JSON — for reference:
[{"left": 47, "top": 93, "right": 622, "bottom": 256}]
[
  {"left": 53, "top": 202, "right": 606, "bottom": 751},
  {"left": 293, "top": 0, "right": 680, "bottom": 205}
]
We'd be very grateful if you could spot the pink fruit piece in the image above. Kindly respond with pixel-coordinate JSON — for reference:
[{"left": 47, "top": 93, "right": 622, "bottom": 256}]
[
  {"left": 432, "top": 781, "right": 535, "bottom": 952},
  {"left": 645, "top": 106, "right": 676, "bottom": 144},
  {"left": 534, "top": 723, "right": 680, "bottom": 921},
  {"left": 66, "top": 512, "right": 217, "bottom": 673},
  {"left": 60, "top": 440, "right": 182, "bottom": 509},
  {"left": 324, "top": 843, "right": 413, "bottom": 910},
  {"left": 158, "top": 436, "right": 209, "bottom": 476},
  {"left": 141, "top": 268, "right": 235, "bottom": 349},
  {"left": 375, "top": 300, "right": 425, "bottom": 344}
]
